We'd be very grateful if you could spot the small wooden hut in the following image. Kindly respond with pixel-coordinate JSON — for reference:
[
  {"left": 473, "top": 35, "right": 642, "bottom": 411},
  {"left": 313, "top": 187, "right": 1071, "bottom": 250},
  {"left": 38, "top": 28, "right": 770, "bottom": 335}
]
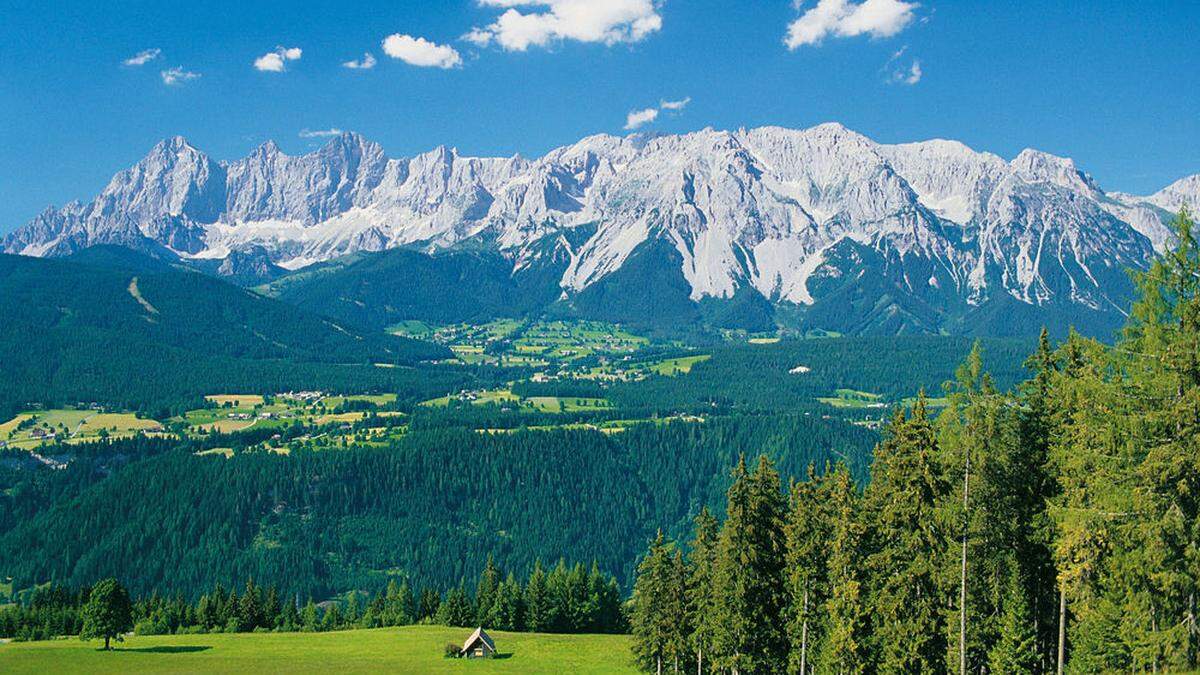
[{"left": 460, "top": 627, "right": 496, "bottom": 659}]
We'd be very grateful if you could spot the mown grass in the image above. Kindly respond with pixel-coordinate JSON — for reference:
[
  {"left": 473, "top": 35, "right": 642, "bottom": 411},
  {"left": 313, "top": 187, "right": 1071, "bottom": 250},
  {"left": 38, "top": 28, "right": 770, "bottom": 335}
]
[{"left": 0, "top": 625, "right": 636, "bottom": 674}]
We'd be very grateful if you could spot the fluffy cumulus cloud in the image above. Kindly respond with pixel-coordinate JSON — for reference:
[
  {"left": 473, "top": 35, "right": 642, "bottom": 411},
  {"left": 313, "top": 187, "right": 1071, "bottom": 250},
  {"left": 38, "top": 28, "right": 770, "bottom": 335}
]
[
  {"left": 123, "top": 48, "right": 161, "bottom": 67},
  {"left": 381, "top": 34, "right": 462, "bottom": 68},
  {"left": 254, "top": 46, "right": 303, "bottom": 72},
  {"left": 342, "top": 52, "right": 378, "bottom": 70},
  {"left": 624, "top": 107, "right": 659, "bottom": 130},
  {"left": 786, "top": 0, "right": 919, "bottom": 49},
  {"left": 300, "top": 128, "right": 344, "bottom": 138},
  {"left": 160, "top": 66, "right": 200, "bottom": 86},
  {"left": 465, "top": 0, "right": 663, "bottom": 52}
]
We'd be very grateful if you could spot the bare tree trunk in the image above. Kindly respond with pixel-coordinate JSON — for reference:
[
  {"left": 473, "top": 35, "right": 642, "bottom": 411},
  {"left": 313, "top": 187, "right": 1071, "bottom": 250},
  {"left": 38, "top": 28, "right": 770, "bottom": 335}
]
[
  {"left": 105, "top": 635, "right": 111, "bottom": 650},
  {"left": 801, "top": 586, "right": 810, "bottom": 675},
  {"left": 960, "top": 451, "right": 970, "bottom": 675},
  {"left": 1152, "top": 604, "right": 1159, "bottom": 675},
  {"left": 1056, "top": 587, "right": 1066, "bottom": 675},
  {"left": 657, "top": 655, "right": 662, "bottom": 675},
  {"left": 697, "top": 646, "right": 702, "bottom": 675}
]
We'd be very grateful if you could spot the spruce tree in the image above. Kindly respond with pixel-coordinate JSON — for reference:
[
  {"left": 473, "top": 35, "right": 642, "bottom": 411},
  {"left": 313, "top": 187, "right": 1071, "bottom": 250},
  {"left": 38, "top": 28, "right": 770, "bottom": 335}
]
[
  {"left": 525, "top": 561, "right": 551, "bottom": 633},
  {"left": 711, "top": 455, "right": 787, "bottom": 674},
  {"left": 864, "top": 396, "right": 950, "bottom": 673},
  {"left": 784, "top": 465, "right": 833, "bottom": 675},
  {"left": 686, "top": 508, "right": 720, "bottom": 675},
  {"left": 632, "top": 531, "right": 675, "bottom": 674},
  {"left": 820, "top": 463, "right": 868, "bottom": 674},
  {"left": 989, "top": 570, "right": 1040, "bottom": 674}
]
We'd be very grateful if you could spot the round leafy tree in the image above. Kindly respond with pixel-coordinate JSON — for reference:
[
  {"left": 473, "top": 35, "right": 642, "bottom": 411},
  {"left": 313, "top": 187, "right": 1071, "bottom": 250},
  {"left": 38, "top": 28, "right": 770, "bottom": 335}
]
[{"left": 80, "top": 578, "right": 133, "bottom": 650}]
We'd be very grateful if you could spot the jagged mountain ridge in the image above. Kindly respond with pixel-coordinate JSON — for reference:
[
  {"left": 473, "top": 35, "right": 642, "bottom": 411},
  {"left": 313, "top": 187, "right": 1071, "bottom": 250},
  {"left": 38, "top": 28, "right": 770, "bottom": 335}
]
[{"left": 5, "top": 124, "right": 1197, "bottom": 335}]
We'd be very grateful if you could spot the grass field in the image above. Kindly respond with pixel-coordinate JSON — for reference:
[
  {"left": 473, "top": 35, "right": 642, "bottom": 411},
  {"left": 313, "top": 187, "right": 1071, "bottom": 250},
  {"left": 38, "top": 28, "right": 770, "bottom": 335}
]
[
  {"left": 817, "top": 388, "right": 888, "bottom": 409},
  {"left": 1, "top": 410, "right": 162, "bottom": 448},
  {"left": 644, "top": 354, "right": 711, "bottom": 376},
  {"left": 0, "top": 626, "right": 636, "bottom": 674}
]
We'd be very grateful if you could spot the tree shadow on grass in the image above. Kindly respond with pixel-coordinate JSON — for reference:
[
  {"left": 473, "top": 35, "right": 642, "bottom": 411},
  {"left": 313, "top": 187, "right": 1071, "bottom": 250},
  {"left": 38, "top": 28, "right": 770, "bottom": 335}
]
[
  {"left": 491, "top": 653, "right": 513, "bottom": 660},
  {"left": 122, "top": 645, "right": 213, "bottom": 654}
]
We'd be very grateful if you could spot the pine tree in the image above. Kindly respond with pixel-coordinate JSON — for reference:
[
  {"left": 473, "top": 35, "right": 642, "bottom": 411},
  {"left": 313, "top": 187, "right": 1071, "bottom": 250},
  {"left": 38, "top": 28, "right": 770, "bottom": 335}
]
[
  {"left": 686, "top": 508, "right": 719, "bottom": 675},
  {"left": 238, "top": 579, "right": 261, "bottom": 631},
  {"left": 344, "top": 592, "right": 361, "bottom": 628},
  {"left": 475, "top": 554, "right": 501, "bottom": 627},
  {"left": 301, "top": 598, "right": 319, "bottom": 632},
  {"left": 989, "top": 570, "right": 1040, "bottom": 674},
  {"left": 631, "top": 531, "right": 675, "bottom": 675},
  {"left": 525, "top": 561, "right": 551, "bottom": 633},
  {"left": 711, "top": 455, "right": 787, "bottom": 674},
  {"left": 437, "top": 584, "right": 473, "bottom": 627},
  {"left": 784, "top": 465, "right": 833, "bottom": 675},
  {"left": 820, "top": 463, "right": 868, "bottom": 674},
  {"left": 261, "top": 586, "right": 280, "bottom": 631},
  {"left": 937, "top": 343, "right": 1024, "bottom": 673},
  {"left": 1118, "top": 208, "right": 1200, "bottom": 671},
  {"left": 864, "top": 396, "right": 950, "bottom": 673},
  {"left": 1017, "top": 327, "right": 1064, "bottom": 670}
]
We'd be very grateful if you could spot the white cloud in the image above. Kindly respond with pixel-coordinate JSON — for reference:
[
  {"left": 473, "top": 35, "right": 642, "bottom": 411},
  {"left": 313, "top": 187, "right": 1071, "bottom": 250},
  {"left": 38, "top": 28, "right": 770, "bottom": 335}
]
[
  {"left": 623, "top": 95, "right": 691, "bottom": 130},
  {"left": 254, "top": 46, "right": 303, "bottom": 72},
  {"left": 786, "top": 0, "right": 919, "bottom": 49},
  {"left": 884, "top": 46, "right": 922, "bottom": 84},
  {"left": 123, "top": 48, "right": 161, "bottom": 67},
  {"left": 161, "top": 66, "right": 200, "bottom": 86},
  {"left": 466, "top": 0, "right": 663, "bottom": 52},
  {"left": 300, "top": 128, "right": 344, "bottom": 138},
  {"left": 624, "top": 107, "right": 659, "bottom": 130},
  {"left": 660, "top": 96, "right": 691, "bottom": 111},
  {"left": 381, "top": 34, "right": 462, "bottom": 69},
  {"left": 343, "top": 52, "right": 378, "bottom": 70}
]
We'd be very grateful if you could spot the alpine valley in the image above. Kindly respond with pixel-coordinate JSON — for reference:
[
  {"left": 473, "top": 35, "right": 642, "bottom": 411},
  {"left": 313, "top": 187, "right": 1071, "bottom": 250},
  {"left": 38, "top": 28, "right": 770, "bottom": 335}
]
[{"left": 7, "top": 123, "right": 1198, "bottom": 337}]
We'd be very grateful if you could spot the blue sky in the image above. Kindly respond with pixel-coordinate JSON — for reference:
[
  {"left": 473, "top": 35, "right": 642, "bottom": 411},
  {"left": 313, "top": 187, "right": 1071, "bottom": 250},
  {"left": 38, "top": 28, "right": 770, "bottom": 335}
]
[{"left": 1, "top": 0, "right": 1198, "bottom": 233}]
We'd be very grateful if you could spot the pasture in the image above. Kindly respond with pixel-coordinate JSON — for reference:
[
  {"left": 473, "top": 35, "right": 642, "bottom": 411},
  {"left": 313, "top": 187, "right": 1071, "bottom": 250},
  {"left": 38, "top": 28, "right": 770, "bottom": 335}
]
[{"left": 0, "top": 626, "right": 636, "bottom": 674}]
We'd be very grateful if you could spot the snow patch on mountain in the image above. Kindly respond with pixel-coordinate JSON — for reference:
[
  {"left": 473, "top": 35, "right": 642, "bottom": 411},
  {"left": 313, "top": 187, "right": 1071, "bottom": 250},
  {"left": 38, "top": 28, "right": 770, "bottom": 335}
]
[{"left": 5, "top": 126, "right": 1194, "bottom": 324}]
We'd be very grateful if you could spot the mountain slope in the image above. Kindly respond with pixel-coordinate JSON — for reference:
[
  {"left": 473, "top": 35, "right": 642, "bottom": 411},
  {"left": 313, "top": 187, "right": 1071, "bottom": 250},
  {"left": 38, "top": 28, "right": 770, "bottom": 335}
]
[
  {"left": 6, "top": 124, "right": 1196, "bottom": 336},
  {"left": 0, "top": 253, "right": 460, "bottom": 416}
]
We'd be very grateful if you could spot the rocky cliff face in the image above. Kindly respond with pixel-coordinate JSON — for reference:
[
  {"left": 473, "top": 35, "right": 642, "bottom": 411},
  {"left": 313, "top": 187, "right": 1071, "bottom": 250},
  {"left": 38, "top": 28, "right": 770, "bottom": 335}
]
[{"left": 6, "top": 124, "right": 1196, "bottom": 334}]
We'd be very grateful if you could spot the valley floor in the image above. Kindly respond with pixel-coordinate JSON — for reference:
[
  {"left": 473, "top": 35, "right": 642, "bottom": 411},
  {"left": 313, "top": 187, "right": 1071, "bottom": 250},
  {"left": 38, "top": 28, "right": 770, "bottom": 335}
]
[{"left": 0, "top": 625, "right": 636, "bottom": 674}]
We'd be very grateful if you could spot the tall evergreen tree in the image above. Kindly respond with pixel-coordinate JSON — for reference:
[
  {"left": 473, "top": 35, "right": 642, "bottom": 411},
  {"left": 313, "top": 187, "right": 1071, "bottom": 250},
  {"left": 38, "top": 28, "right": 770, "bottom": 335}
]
[
  {"left": 784, "top": 465, "right": 833, "bottom": 675},
  {"left": 864, "top": 396, "right": 950, "bottom": 673},
  {"left": 525, "top": 561, "right": 551, "bottom": 633},
  {"left": 989, "top": 569, "right": 1040, "bottom": 674},
  {"left": 632, "top": 532, "right": 678, "bottom": 675},
  {"left": 819, "top": 463, "right": 868, "bottom": 674},
  {"left": 711, "top": 455, "right": 788, "bottom": 674},
  {"left": 686, "top": 508, "right": 720, "bottom": 675}
]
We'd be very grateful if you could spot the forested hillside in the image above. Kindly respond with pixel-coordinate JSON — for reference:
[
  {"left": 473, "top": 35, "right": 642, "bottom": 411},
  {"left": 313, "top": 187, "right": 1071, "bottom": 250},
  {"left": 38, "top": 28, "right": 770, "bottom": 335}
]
[
  {"left": 0, "top": 253, "right": 458, "bottom": 418},
  {"left": 0, "top": 414, "right": 876, "bottom": 600}
]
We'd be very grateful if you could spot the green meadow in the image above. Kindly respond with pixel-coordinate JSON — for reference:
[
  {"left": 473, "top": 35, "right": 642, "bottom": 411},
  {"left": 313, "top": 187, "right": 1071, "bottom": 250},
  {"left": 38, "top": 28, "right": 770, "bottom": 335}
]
[{"left": 0, "top": 626, "right": 636, "bottom": 674}]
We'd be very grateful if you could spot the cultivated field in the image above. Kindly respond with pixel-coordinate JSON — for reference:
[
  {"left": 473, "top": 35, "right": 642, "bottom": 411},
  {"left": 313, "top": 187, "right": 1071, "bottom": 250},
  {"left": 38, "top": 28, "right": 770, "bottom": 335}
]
[{"left": 0, "top": 626, "right": 637, "bottom": 674}]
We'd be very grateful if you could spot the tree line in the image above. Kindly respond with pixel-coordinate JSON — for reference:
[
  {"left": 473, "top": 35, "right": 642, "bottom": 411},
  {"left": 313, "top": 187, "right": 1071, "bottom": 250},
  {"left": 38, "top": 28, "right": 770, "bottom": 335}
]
[
  {"left": 630, "top": 212, "right": 1200, "bottom": 674},
  {"left": 0, "top": 556, "right": 624, "bottom": 642}
]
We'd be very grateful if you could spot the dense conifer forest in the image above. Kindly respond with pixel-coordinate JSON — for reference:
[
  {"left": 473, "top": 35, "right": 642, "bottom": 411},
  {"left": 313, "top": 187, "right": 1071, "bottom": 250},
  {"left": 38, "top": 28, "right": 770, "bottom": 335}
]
[
  {"left": 629, "top": 212, "right": 1200, "bottom": 674},
  {"left": 0, "top": 557, "right": 625, "bottom": 641}
]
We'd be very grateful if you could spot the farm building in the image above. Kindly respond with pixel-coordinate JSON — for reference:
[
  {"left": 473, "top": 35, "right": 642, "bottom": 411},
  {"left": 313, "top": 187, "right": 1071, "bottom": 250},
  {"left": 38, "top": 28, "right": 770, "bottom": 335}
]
[{"left": 460, "top": 627, "right": 496, "bottom": 659}]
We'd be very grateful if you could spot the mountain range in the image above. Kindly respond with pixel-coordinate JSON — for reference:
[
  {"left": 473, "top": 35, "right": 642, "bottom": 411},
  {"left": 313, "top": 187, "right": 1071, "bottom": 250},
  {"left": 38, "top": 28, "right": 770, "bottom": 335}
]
[{"left": 5, "top": 124, "right": 1198, "bottom": 336}]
